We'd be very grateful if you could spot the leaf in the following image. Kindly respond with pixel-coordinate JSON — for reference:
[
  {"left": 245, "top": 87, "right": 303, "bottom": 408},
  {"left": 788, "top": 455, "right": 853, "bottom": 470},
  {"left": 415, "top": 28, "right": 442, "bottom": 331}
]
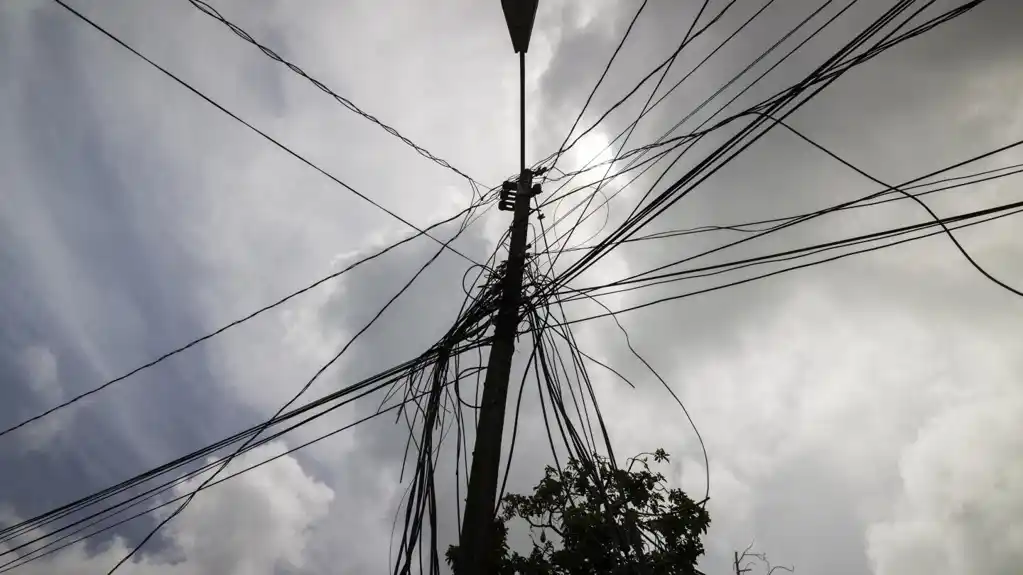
[{"left": 493, "top": 449, "right": 710, "bottom": 574}]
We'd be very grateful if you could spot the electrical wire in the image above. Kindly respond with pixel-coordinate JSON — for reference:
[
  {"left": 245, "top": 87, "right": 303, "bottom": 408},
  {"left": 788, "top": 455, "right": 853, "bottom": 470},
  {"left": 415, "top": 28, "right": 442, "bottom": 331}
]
[
  {"left": 49, "top": 0, "right": 485, "bottom": 268},
  {"left": 605, "top": 137, "right": 1023, "bottom": 292},
  {"left": 562, "top": 198, "right": 1023, "bottom": 303},
  {"left": 0, "top": 377, "right": 477, "bottom": 573},
  {"left": 542, "top": 0, "right": 650, "bottom": 184},
  {"left": 185, "top": 0, "right": 485, "bottom": 189},
  {"left": 540, "top": 199, "right": 1023, "bottom": 331},
  {"left": 551, "top": 161, "right": 1023, "bottom": 255},
  {"left": 0, "top": 205, "right": 481, "bottom": 442},
  {"left": 18, "top": 3, "right": 1006, "bottom": 573},
  {"left": 534, "top": 0, "right": 857, "bottom": 263},
  {"left": 99, "top": 180, "right": 489, "bottom": 572},
  {"left": 546, "top": 0, "right": 720, "bottom": 270},
  {"left": 1, "top": 0, "right": 498, "bottom": 445},
  {"left": 546, "top": 0, "right": 983, "bottom": 296},
  {"left": 759, "top": 112, "right": 1023, "bottom": 298},
  {"left": 0, "top": 335, "right": 489, "bottom": 555}
]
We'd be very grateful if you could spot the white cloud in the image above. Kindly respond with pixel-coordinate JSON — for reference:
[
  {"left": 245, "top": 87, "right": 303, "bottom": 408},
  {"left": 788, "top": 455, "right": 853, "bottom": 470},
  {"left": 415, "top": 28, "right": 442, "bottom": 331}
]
[
  {"left": 1, "top": 442, "right": 333, "bottom": 575},
  {"left": 3, "top": 0, "right": 1023, "bottom": 573},
  {"left": 17, "top": 345, "right": 61, "bottom": 405},
  {"left": 867, "top": 392, "right": 1023, "bottom": 575},
  {"left": 13, "top": 345, "right": 66, "bottom": 451}
]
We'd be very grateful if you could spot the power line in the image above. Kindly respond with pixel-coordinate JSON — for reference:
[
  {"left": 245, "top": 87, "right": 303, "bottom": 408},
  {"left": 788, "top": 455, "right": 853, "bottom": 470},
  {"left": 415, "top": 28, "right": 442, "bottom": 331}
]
[
  {"left": 0, "top": 379, "right": 475, "bottom": 573},
  {"left": 546, "top": 0, "right": 880, "bottom": 264},
  {"left": 184, "top": 0, "right": 485, "bottom": 189},
  {"left": 16, "top": 2, "right": 1012, "bottom": 573},
  {"left": 550, "top": 276, "right": 710, "bottom": 504},
  {"left": 564, "top": 197, "right": 1023, "bottom": 301},
  {"left": 0, "top": 335, "right": 485, "bottom": 551},
  {"left": 762, "top": 111, "right": 1023, "bottom": 297},
  {"left": 599, "top": 137, "right": 1023, "bottom": 292},
  {"left": 542, "top": 0, "right": 650, "bottom": 183},
  {"left": 50, "top": 0, "right": 484, "bottom": 269},
  {"left": 533, "top": 0, "right": 858, "bottom": 263},
  {"left": 0, "top": 0, "right": 495, "bottom": 444},
  {"left": 550, "top": 161, "right": 1023, "bottom": 254},
  {"left": 544, "top": 198, "right": 1023, "bottom": 330},
  {"left": 546, "top": 0, "right": 982, "bottom": 294},
  {"left": 547, "top": 0, "right": 723, "bottom": 271},
  {"left": 0, "top": 203, "right": 481, "bottom": 442},
  {"left": 536, "top": 0, "right": 740, "bottom": 177},
  {"left": 10, "top": 1, "right": 506, "bottom": 551},
  {"left": 104, "top": 217, "right": 473, "bottom": 573}
]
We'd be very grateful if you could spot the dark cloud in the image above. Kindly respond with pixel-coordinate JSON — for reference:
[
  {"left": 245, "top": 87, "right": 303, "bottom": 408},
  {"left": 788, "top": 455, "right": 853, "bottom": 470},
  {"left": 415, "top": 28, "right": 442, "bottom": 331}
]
[
  {"left": 530, "top": 0, "right": 1023, "bottom": 571},
  {"left": 0, "top": 5, "right": 271, "bottom": 554},
  {"left": 3, "top": 0, "right": 1023, "bottom": 573}
]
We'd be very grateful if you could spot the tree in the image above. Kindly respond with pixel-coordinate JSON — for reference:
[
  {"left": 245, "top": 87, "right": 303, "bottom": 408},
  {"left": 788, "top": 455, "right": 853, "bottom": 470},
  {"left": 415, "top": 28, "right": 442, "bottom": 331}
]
[
  {"left": 448, "top": 449, "right": 710, "bottom": 574},
  {"left": 732, "top": 541, "right": 794, "bottom": 575}
]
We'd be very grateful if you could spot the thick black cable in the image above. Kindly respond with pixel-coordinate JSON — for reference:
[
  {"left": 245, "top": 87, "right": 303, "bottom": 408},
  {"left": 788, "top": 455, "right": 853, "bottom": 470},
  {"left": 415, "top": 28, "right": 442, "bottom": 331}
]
[
  {"left": 543, "top": 0, "right": 650, "bottom": 183},
  {"left": 0, "top": 381, "right": 464, "bottom": 573},
  {"left": 588, "top": 135, "right": 1023, "bottom": 294},
  {"left": 535, "top": 0, "right": 855, "bottom": 262},
  {"left": 565, "top": 197, "right": 1023, "bottom": 301},
  {"left": 103, "top": 199, "right": 474, "bottom": 572},
  {"left": 549, "top": 0, "right": 962, "bottom": 293},
  {"left": 541, "top": 202, "right": 1023, "bottom": 330},
  {"left": 548, "top": 0, "right": 717, "bottom": 270},
  {"left": 552, "top": 161, "right": 1023, "bottom": 253},
  {"left": 0, "top": 205, "right": 475, "bottom": 442}
]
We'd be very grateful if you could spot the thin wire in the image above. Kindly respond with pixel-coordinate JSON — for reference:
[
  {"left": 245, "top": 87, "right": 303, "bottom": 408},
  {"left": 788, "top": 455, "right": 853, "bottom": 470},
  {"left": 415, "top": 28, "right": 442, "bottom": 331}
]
[
  {"left": 534, "top": 0, "right": 853, "bottom": 264},
  {"left": 102, "top": 204, "right": 480, "bottom": 572},
  {"left": 0, "top": 206, "right": 477, "bottom": 441},
  {"left": 50, "top": 0, "right": 484, "bottom": 268},
  {"left": 760, "top": 112, "right": 1023, "bottom": 298},
  {"left": 556, "top": 287, "right": 709, "bottom": 503},
  {"left": 1, "top": 338, "right": 487, "bottom": 555},
  {"left": 590, "top": 137, "right": 1023, "bottom": 290},
  {"left": 1, "top": 382, "right": 465, "bottom": 573},
  {"left": 4, "top": 0, "right": 492, "bottom": 445},
  {"left": 539, "top": 0, "right": 742, "bottom": 173},
  {"left": 542, "top": 202, "right": 1023, "bottom": 330},
  {"left": 551, "top": 161, "right": 1023, "bottom": 256},
  {"left": 543, "top": 0, "right": 650, "bottom": 183},
  {"left": 547, "top": 0, "right": 716, "bottom": 269},
  {"left": 563, "top": 198, "right": 1023, "bottom": 301},
  {"left": 547, "top": 0, "right": 967, "bottom": 294},
  {"left": 185, "top": 0, "right": 484, "bottom": 188}
]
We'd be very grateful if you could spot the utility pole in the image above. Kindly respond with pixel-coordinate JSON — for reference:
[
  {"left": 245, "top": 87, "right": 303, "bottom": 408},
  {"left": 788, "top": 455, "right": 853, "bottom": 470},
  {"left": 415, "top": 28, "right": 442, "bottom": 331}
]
[{"left": 457, "top": 2, "right": 539, "bottom": 573}]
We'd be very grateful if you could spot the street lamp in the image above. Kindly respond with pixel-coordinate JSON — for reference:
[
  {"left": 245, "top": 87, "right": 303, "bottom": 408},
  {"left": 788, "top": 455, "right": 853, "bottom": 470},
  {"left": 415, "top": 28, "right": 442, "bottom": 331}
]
[{"left": 500, "top": 0, "right": 539, "bottom": 54}]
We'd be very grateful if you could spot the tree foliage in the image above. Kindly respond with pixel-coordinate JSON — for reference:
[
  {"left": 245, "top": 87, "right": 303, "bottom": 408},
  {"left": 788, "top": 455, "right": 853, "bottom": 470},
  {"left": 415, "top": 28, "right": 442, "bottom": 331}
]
[{"left": 449, "top": 449, "right": 710, "bottom": 574}]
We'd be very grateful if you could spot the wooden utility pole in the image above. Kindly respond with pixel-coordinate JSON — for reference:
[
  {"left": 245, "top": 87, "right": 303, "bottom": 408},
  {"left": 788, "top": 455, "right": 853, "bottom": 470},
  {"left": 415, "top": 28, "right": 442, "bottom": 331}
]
[{"left": 457, "top": 2, "right": 538, "bottom": 573}]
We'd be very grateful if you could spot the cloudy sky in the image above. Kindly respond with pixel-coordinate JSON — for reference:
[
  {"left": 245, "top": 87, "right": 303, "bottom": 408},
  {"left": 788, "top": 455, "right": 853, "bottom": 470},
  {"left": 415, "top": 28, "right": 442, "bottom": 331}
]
[{"left": 2, "top": 0, "right": 1022, "bottom": 573}]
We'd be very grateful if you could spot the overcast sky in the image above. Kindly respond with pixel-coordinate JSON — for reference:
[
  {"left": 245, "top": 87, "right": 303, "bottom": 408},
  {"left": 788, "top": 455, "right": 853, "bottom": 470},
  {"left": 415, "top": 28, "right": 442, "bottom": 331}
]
[{"left": 2, "top": 0, "right": 1022, "bottom": 574}]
